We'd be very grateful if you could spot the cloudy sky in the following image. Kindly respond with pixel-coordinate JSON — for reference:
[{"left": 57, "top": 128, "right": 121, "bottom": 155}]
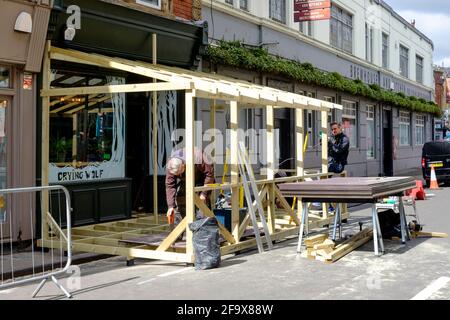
[{"left": 384, "top": 0, "right": 450, "bottom": 67}]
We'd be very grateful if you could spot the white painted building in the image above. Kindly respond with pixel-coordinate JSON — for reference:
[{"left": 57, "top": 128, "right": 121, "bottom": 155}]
[
  {"left": 205, "top": 0, "right": 434, "bottom": 97},
  {"left": 201, "top": 0, "right": 437, "bottom": 177}
]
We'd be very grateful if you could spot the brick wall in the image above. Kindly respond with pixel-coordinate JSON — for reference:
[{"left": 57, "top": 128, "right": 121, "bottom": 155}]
[
  {"left": 434, "top": 70, "right": 446, "bottom": 109},
  {"left": 173, "top": 0, "right": 193, "bottom": 20}
]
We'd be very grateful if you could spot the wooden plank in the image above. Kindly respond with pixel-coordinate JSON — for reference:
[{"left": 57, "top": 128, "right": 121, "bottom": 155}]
[
  {"left": 273, "top": 186, "right": 300, "bottom": 226},
  {"left": 230, "top": 100, "right": 240, "bottom": 242},
  {"left": 152, "top": 33, "right": 159, "bottom": 226},
  {"left": 328, "top": 231, "right": 373, "bottom": 262},
  {"left": 41, "top": 82, "right": 191, "bottom": 97},
  {"left": 156, "top": 218, "right": 187, "bottom": 252},
  {"left": 194, "top": 195, "right": 236, "bottom": 244},
  {"left": 185, "top": 90, "right": 195, "bottom": 256},
  {"left": 415, "top": 231, "right": 448, "bottom": 238},
  {"left": 305, "top": 234, "right": 329, "bottom": 247},
  {"left": 266, "top": 105, "right": 276, "bottom": 233},
  {"left": 39, "top": 239, "right": 192, "bottom": 263}
]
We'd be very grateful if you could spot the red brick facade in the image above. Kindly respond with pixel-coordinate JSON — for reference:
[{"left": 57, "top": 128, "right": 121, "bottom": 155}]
[
  {"left": 434, "top": 69, "right": 446, "bottom": 110},
  {"left": 173, "top": 0, "right": 193, "bottom": 20}
]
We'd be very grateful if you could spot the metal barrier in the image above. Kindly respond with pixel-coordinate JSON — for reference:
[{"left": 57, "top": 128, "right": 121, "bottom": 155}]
[{"left": 0, "top": 186, "right": 72, "bottom": 298}]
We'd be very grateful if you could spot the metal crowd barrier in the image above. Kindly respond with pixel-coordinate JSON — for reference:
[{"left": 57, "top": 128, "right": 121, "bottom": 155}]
[{"left": 0, "top": 186, "right": 72, "bottom": 298}]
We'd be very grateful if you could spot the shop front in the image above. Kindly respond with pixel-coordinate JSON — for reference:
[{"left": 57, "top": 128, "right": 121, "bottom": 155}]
[
  {"left": 1, "top": 0, "right": 53, "bottom": 242},
  {"left": 41, "top": 0, "right": 207, "bottom": 227}
]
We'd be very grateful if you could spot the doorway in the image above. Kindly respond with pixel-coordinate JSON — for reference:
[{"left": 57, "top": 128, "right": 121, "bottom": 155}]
[
  {"left": 126, "top": 92, "right": 149, "bottom": 212},
  {"left": 382, "top": 109, "right": 393, "bottom": 176}
]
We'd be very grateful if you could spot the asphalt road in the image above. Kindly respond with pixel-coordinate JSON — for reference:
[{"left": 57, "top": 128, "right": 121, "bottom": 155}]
[{"left": 2, "top": 185, "right": 450, "bottom": 301}]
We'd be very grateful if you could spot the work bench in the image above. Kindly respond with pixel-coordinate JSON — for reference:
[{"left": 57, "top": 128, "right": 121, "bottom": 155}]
[{"left": 278, "top": 177, "right": 417, "bottom": 256}]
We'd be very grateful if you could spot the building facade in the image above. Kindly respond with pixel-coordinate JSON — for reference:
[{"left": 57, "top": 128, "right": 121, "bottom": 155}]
[
  {"left": 1, "top": 0, "right": 53, "bottom": 242},
  {"left": 199, "top": 0, "right": 436, "bottom": 177},
  {"left": 33, "top": 0, "right": 207, "bottom": 236}
]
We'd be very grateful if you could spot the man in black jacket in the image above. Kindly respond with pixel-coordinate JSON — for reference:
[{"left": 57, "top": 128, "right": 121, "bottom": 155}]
[{"left": 328, "top": 122, "right": 350, "bottom": 174}]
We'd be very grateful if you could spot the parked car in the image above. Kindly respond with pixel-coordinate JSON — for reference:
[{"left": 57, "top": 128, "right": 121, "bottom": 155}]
[{"left": 422, "top": 140, "right": 450, "bottom": 187}]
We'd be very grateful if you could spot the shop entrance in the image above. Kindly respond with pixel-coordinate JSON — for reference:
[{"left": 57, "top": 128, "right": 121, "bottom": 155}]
[
  {"left": 126, "top": 91, "right": 149, "bottom": 212},
  {"left": 382, "top": 109, "right": 393, "bottom": 176}
]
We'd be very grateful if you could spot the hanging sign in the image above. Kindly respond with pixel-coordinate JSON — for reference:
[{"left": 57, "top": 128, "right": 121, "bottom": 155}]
[{"left": 294, "top": 0, "right": 331, "bottom": 22}]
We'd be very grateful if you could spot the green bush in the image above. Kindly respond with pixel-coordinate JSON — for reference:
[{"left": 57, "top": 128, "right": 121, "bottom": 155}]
[{"left": 205, "top": 41, "right": 442, "bottom": 117}]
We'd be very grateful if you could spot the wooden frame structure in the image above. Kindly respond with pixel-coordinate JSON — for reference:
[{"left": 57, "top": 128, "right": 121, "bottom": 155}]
[{"left": 39, "top": 43, "right": 348, "bottom": 264}]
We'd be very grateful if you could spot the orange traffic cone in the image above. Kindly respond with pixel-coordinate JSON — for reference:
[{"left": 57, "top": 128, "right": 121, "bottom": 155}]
[{"left": 429, "top": 165, "right": 440, "bottom": 190}]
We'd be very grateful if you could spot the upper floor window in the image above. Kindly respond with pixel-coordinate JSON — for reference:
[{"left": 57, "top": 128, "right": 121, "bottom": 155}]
[
  {"left": 136, "top": 0, "right": 161, "bottom": 10},
  {"left": 330, "top": 5, "right": 353, "bottom": 54},
  {"left": 240, "top": 0, "right": 248, "bottom": 10},
  {"left": 300, "top": 21, "right": 313, "bottom": 37},
  {"left": 0, "top": 66, "right": 11, "bottom": 88},
  {"left": 399, "top": 45, "right": 409, "bottom": 78},
  {"left": 382, "top": 32, "right": 389, "bottom": 68},
  {"left": 416, "top": 55, "right": 424, "bottom": 84},
  {"left": 399, "top": 111, "right": 411, "bottom": 146},
  {"left": 269, "top": 0, "right": 286, "bottom": 24},
  {"left": 225, "top": 0, "right": 234, "bottom": 5},
  {"left": 365, "top": 24, "right": 374, "bottom": 63}
]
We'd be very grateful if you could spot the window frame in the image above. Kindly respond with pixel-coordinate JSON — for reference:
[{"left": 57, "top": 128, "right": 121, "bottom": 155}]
[
  {"left": 341, "top": 99, "right": 358, "bottom": 148},
  {"left": 330, "top": 4, "right": 353, "bottom": 54},
  {"left": 240, "top": 0, "right": 248, "bottom": 10},
  {"left": 0, "top": 65, "right": 12, "bottom": 89},
  {"left": 399, "top": 44, "right": 410, "bottom": 78},
  {"left": 416, "top": 55, "right": 424, "bottom": 84},
  {"left": 415, "top": 114, "right": 425, "bottom": 145},
  {"left": 135, "top": 0, "right": 161, "bottom": 10},
  {"left": 382, "top": 32, "right": 389, "bottom": 69},
  {"left": 399, "top": 110, "right": 411, "bottom": 146},
  {"left": 366, "top": 105, "right": 376, "bottom": 159},
  {"left": 269, "top": 0, "right": 286, "bottom": 24}
]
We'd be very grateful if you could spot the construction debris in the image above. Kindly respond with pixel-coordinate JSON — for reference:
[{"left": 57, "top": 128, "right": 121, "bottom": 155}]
[
  {"left": 410, "top": 231, "right": 448, "bottom": 239},
  {"left": 301, "top": 229, "right": 373, "bottom": 264}
]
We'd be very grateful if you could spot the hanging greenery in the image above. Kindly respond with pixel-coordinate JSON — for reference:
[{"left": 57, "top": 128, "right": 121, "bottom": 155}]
[{"left": 205, "top": 41, "right": 441, "bottom": 117}]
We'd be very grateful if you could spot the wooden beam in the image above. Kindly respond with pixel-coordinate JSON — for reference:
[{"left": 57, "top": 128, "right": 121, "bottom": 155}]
[
  {"left": 266, "top": 105, "right": 276, "bottom": 233},
  {"left": 273, "top": 186, "right": 300, "bottom": 226},
  {"left": 41, "top": 82, "right": 191, "bottom": 97},
  {"left": 152, "top": 33, "right": 159, "bottom": 225},
  {"left": 230, "top": 100, "right": 240, "bottom": 243},
  {"left": 185, "top": 90, "right": 195, "bottom": 256},
  {"left": 39, "top": 239, "right": 192, "bottom": 263},
  {"left": 50, "top": 46, "right": 179, "bottom": 83},
  {"left": 194, "top": 195, "right": 235, "bottom": 244},
  {"left": 65, "top": 96, "right": 111, "bottom": 115},
  {"left": 321, "top": 110, "right": 329, "bottom": 219},
  {"left": 156, "top": 218, "right": 187, "bottom": 252}
]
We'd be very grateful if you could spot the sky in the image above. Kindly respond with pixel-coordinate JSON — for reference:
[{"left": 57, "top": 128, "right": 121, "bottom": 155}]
[{"left": 383, "top": 0, "right": 450, "bottom": 67}]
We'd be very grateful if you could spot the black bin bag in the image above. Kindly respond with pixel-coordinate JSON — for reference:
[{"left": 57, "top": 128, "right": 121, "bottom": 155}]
[{"left": 189, "top": 217, "right": 221, "bottom": 270}]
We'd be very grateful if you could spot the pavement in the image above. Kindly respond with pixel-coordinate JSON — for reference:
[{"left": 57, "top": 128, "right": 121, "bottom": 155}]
[{"left": 1, "top": 181, "right": 450, "bottom": 301}]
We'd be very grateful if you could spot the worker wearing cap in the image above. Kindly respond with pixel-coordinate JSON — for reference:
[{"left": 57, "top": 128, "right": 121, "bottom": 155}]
[{"left": 165, "top": 148, "right": 215, "bottom": 236}]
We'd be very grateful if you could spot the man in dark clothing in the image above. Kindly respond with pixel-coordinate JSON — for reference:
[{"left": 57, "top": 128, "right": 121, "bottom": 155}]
[
  {"left": 165, "top": 148, "right": 215, "bottom": 229},
  {"left": 328, "top": 122, "right": 350, "bottom": 174}
]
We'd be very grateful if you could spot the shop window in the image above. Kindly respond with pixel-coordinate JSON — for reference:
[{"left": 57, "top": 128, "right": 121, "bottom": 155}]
[
  {"left": 0, "top": 66, "right": 11, "bottom": 88},
  {"left": 324, "top": 96, "right": 335, "bottom": 124},
  {"left": 342, "top": 100, "right": 357, "bottom": 148},
  {"left": 0, "top": 99, "right": 7, "bottom": 223},
  {"left": 415, "top": 114, "right": 425, "bottom": 145},
  {"left": 399, "top": 111, "right": 411, "bottom": 146},
  {"left": 49, "top": 71, "right": 126, "bottom": 183},
  {"left": 366, "top": 105, "right": 375, "bottom": 159}
]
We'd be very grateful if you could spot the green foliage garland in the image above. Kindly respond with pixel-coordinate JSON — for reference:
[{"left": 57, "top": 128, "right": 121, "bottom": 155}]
[{"left": 205, "top": 41, "right": 441, "bottom": 117}]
